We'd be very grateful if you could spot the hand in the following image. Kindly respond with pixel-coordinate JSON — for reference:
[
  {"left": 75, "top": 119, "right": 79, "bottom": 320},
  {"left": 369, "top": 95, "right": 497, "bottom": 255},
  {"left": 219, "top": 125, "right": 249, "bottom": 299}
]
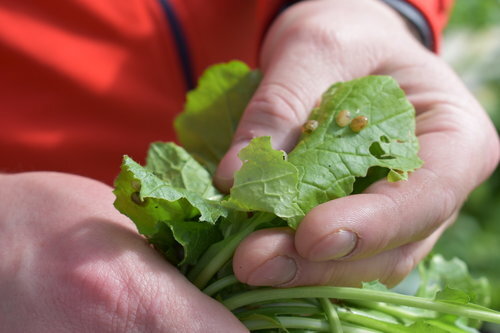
[
  {"left": 0, "top": 172, "right": 247, "bottom": 332},
  {"left": 215, "top": 0, "right": 500, "bottom": 287}
]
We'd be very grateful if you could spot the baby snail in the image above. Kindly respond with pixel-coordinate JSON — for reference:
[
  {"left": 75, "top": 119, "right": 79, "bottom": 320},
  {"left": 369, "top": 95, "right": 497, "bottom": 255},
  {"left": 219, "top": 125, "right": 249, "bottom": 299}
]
[
  {"left": 302, "top": 119, "right": 319, "bottom": 134},
  {"left": 350, "top": 115, "right": 369, "bottom": 133},
  {"left": 131, "top": 191, "right": 147, "bottom": 206},
  {"left": 335, "top": 110, "right": 352, "bottom": 127}
]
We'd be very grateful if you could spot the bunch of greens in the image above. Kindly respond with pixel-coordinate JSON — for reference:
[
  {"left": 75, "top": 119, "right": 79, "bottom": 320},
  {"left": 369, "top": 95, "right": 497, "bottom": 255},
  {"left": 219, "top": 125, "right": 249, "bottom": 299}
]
[{"left": 113, "top": 61, "right": 500, "bottom": 332}]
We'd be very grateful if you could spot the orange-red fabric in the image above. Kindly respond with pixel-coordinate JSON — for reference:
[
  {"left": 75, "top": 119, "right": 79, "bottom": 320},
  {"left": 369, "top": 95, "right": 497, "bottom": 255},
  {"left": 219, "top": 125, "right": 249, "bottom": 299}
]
[
  {"left": 0, "top": 0, "right": 451, "bottom": 185},
  {"left": 171, "top": 0, "right": 287, "bottom": 79},
  {"left": 406, "top": 0, "right": 454, "bottom": 51},
  {"left": 0, "top": 0, "right": 284, "bottom": 184}
]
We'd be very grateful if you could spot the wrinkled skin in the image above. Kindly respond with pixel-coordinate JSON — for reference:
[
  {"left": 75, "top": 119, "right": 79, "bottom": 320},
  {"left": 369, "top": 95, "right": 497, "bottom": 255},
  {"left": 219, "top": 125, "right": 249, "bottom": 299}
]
[
  {"left": 215, "top": 0, "right": 500, "bottom": 287},
  {"left": 0, "top": 172, "right": 247, "bottom": 333}
]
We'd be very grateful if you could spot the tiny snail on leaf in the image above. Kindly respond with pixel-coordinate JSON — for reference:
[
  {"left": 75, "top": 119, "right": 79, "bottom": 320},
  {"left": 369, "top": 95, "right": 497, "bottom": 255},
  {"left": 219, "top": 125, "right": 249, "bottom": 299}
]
[
  {"left": 350, "top": 115, "right": 369, "bottom": 133},
  {"left": 302, "top": 119, "right": 319, "bottom": 134},
  {"left": 335, "top": 110, "right": 352, "bottom": 127},
  {"left": 131, "top": 191, "right": 147, "bottom": 206}
]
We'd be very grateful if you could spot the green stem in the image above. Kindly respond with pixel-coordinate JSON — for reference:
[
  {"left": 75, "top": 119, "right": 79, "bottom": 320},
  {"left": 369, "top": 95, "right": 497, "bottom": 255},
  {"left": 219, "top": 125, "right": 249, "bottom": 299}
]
[
  {"left": 425, "top": 319, "right": 476, "bottom": 333},
  {"left": 203, "top": 275, "right": 238, "bottom": 297},
  {"left": 320, "top": 298, "right": 343, "bottom": 332},
  {"left": 337, "top": 310, "right": 412, "bottom": 333},
  {"left": 347, "top": 300, "right": 424, "bottom": 321},
  {"left": 222, "top": 286, "right": 500, "bottom": 324},
  {"left": 236, "top": 302, "right": 322, "bottom": 317},
  {"left": 242, "top": 316, "right": 329, "bottom": 331},
  {"left": 242, "top": 315, "right": 399, "bottom": 333},
  {"left": 188, "top": 212, "right": 274, "bottom": 289},
  {"left": 347, "top": 300, "right": 471, "bottom": 333}
]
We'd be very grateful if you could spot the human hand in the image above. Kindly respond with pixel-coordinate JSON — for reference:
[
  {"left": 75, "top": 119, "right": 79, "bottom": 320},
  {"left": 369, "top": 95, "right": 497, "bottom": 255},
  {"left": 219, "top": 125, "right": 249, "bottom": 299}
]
[
  {"left": 214, "top": 0, "right": 500, "bottom": 287},
  {"left": 0, "top": 172, "right": 247, "bottom": 332}
]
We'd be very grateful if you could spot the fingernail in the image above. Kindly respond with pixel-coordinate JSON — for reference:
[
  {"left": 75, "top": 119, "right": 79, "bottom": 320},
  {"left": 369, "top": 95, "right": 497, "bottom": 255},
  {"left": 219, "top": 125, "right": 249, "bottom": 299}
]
[
  {"left": 246, "top": 256, "right": 297, "bottom": 286},
  {"left": 308, "top": 229, "right": 358, "bottom": 261}
]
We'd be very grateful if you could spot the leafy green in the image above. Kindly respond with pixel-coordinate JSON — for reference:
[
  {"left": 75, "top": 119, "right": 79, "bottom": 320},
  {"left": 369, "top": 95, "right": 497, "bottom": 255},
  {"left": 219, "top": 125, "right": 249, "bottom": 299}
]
[
  {"left": 417, "top": 255, "right": 490, "bottom": 307},
  {"left": 113, "top": 60, "right": 499, "bottom": 332},
  {"left": 435, "top": 287, "right": 472, "bottom": 305},
  {"left": 362, "top": 280, "right": 390, "bottom": 292},
  {"left": 175, "top": 60, "right": 262, "bottom": 173},
  {"left": 145, "top": 142, "right": 222, "bottom": 200},
  {"left": 113, "top": 145, "right": 227, "bottom": 265},
  {"left": 227, "top": 76, "right": 422, "bottom": 228},
  {"left": 224, "top": 136, "right": 303, "bottom": 220}
]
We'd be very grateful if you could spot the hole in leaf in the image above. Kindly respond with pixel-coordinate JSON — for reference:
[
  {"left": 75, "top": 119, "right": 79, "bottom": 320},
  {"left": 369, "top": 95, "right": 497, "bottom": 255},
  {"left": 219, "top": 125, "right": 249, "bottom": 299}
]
[
  {"left": 352, "top": 166, "right": 389, "bottom": 194},
  {"left": 369, "top": 142, "right": 395, "bottom": 160}
]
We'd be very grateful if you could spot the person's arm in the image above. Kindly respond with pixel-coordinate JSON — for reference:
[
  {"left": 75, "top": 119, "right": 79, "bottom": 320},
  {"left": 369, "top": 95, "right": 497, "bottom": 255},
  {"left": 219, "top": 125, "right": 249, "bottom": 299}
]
[
  {"left": 214, "top": 0, "right": 499, "bottom": 287},
  {"left": 0, "top": 172, "right": 247, "bottom": 332}
]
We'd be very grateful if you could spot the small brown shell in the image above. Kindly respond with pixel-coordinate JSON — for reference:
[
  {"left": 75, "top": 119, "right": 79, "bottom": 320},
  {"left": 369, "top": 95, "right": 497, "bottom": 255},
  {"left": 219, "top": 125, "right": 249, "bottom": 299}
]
[
  {"left": 302, "top": 119, "right": 319, "bottom": 134},
  {"left": 335, "top": 110, "right": 352, "bottom": 127},
  {"left": 131, "top": 192, "right": 147, "bottom": 206},
  {"left": 131, "top": 180, "right": 141, "bottom": 191},
  {"left": 350, "top": 115, "right": 369, "bottom": 133}
]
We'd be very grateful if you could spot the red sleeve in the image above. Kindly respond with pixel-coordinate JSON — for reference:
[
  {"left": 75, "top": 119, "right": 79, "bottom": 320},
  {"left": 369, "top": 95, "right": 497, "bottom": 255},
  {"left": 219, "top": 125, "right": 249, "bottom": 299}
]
[
  {"left": 0, "top": 0, "right": 186, "bottom": 184},
  {"left": 0, "top": 0, "right": 286, "bottom": 185},
  {"left": 405, "top": 0, "right": 454, "bottom": 52}
]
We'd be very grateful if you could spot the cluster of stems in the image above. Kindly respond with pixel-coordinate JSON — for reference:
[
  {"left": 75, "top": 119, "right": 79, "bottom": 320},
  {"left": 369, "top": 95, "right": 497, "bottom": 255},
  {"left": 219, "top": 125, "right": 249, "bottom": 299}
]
[{"left": 185, "top": 213, "right": 500, "bottom": 332}]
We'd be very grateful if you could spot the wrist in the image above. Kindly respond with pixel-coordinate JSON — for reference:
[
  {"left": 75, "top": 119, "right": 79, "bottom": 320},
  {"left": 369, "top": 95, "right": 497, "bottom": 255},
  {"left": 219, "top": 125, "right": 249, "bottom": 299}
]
[{"left": 378, "top": 0, "right": 433, "bottom": 50}]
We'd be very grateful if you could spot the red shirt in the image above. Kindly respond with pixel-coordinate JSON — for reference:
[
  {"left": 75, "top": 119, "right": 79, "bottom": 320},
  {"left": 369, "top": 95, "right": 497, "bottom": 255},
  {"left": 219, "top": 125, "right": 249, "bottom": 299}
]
[
  {"left": 407, "top": 0, "right": 454, "bottom": 51},
  {"left": 0, "top": 0, "right": 452, "bottom": 185}
]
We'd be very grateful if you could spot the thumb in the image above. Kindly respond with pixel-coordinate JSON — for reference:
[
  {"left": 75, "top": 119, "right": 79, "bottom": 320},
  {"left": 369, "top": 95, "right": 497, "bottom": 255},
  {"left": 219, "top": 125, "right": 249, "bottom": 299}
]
[{"left": 214, "top": 31, "right": 374, "bottom": 192}]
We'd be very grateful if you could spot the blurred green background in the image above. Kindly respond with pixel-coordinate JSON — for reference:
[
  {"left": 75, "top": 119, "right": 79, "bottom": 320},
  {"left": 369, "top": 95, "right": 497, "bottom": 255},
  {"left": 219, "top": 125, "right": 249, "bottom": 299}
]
[{"left": 433, "top": 0, "right": 500, "bottom": 327}]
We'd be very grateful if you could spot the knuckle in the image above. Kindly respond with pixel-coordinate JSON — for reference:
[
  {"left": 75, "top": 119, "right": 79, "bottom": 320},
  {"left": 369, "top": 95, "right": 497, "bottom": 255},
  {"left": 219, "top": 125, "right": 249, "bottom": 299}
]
[
  {"left": 423, "top": 167, "right": 461, "bottom": 226},
  {"left": 383, "top": 248, "right": 418, "bottom": 287},
  {"left": 246, "top": 82, "right": 309, "bottom": 129},
  {"left": 438, "top": 182, "right": 460, "bottom": 224},
  {"left": 275, "top": 1, "right": 345, "bottom": 50},
  {"left": 284, "top": 17, "right": 345, "bottom": 54}
]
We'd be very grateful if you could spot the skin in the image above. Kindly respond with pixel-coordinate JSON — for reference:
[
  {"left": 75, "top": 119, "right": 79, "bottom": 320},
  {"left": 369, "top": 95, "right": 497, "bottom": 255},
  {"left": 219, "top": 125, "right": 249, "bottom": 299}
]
[
  {"left": 215, "top": 0, "right": 500, "bottom": 288},
  {"left": 0, "top": 172, "right": 247, "bottom": 333}
]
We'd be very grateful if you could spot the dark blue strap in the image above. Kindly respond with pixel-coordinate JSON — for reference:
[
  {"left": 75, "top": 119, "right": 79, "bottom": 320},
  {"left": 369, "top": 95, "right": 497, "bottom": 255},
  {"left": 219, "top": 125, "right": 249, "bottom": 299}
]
[
  {"left": 157, "top": 0, "right": 195, "bottom": 91},
  {"left": 380, "top": 0, "right": 434, "bottom": 50}
]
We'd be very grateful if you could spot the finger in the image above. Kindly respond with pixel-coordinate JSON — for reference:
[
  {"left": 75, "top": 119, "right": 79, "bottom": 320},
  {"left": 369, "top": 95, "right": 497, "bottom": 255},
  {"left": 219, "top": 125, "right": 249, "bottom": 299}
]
[
  {"left": 234, "top": 221, "right": 448, "bottom": 287},
  {"left": 213, "top": 3, "right": 384, "bottom": 191}
]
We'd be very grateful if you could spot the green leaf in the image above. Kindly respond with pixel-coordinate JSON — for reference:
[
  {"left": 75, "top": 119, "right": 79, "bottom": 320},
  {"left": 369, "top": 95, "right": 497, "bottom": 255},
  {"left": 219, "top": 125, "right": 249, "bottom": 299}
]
[
  {"left": 417, "top": 255, "right": 490, "bottom": 307},
  {"left": 224, "top": 136, "right": 304, "bottom": 220},
  {"left": 113, "top": 61, "right": 499, "bottom": 333},
  {"left": 113, "top": 154, "right": 226, "bottom": 266},
  {"left": 227, "top": 76, "right": 423, "bottom": 228},
  {"left": 175, "top": 61, "right": 262, "bottom": 173},
  {"left": 287, "top": 76, "right": 422, "bottom": 225},
  {"left": 146, "top": 142, "right": 222, "bottom": 200},
  {"left": 435, "top": 287, "right": 472, "bottom": 305},
  {"left": 362, "top": 280, "right": 390, "bottom": 292}
]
